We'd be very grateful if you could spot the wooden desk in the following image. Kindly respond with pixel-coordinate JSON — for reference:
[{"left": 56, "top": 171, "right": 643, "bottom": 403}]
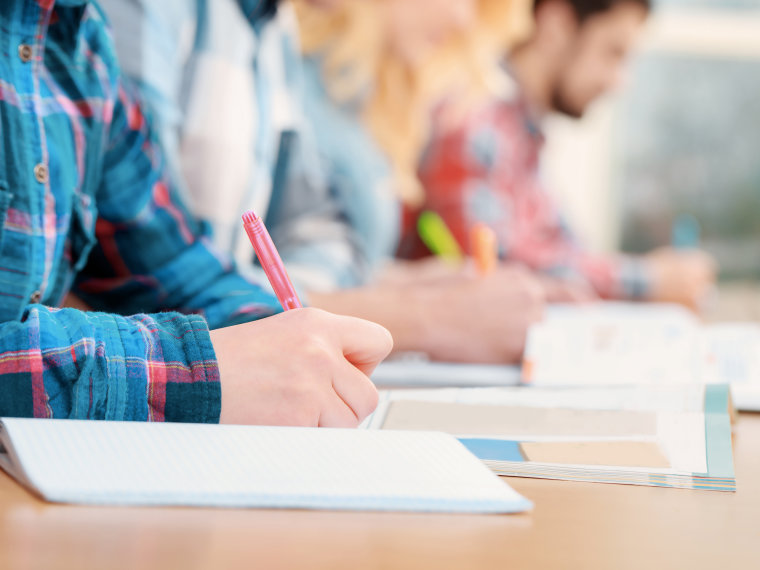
[{"left": 1, "top": 416, "right": 758, "bottom": 570}]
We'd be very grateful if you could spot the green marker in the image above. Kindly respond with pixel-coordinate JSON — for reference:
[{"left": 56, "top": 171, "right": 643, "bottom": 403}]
[{"left": 417, "top": 211, "right": 463, "bottom": 262}]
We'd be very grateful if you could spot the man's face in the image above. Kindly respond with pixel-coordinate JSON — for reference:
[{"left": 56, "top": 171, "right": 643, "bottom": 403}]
[{"left": 550, "top": 2, "right": 648, "bottom": 118}]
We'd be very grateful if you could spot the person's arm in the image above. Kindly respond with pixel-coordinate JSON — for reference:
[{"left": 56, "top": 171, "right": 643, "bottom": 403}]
[
  {"left": 0, "top": 303, "right": 392, "bottom": 426},
  {"left": 65, "top": 80, "right": 390, "bottom": 425},
  {"left": 72, "top": 79, "right": 280, "bottom": 327},
  {"left": 45, "top": 7, "right": 388, "bottom": 429},
  {"left": 587, "top": 248, "right": 716, "bottom": 310},
  {"left": 309, "top": 264, "right": 545, "bottom": 365}
]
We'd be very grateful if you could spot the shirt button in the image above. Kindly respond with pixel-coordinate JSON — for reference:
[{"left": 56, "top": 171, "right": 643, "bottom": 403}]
[
  {"left": 30, "top": 291, "right": 42, "bottom": 304},
  {"left": 34, "top": 163, "right": 49, "bottom": 184},
  {"left": 18, "top": 44, "right": 33, "bottom": 63}
]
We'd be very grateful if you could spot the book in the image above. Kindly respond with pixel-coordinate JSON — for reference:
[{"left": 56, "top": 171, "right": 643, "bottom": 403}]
[
  {"left": 523, "top": 302, "right": 760, "bottom": 411},
  {"left": 0, "top": 418, "right": 531, "bottom": 514},
  {"left": 364, "top": 384, "right": 735, "bottom": 492}
]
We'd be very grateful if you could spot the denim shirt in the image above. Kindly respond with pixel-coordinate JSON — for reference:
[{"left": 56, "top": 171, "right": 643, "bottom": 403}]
[{"left": 299, "top": 57, "right": 402, "bottom": 273}]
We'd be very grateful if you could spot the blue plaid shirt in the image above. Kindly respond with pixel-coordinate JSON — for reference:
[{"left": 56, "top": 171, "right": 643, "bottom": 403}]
[{"left": 0, "top": 0, "right": 280, "bottom": 422}]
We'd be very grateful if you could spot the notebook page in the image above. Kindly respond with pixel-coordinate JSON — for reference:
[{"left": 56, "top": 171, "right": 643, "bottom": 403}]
[{"left": 0, "top": 419, "right": 531, "bottom": 514}]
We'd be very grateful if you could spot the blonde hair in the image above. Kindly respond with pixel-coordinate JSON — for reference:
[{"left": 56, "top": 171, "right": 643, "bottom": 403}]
[{"left": 293, "top": 0, "right": 531, "bottom": 205}]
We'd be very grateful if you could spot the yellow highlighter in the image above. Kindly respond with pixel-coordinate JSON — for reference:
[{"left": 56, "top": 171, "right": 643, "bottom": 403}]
[
  {"left": 417, "top": 211, "right": 463, "bottom": 263},
  {"left": 471, "top": 223, "right": 498, "bottom": 276}
]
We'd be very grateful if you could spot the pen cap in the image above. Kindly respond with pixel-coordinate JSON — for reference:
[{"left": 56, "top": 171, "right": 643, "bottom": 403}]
[{"left": 471, "top": 223, "right": 498, "bottom": 276}]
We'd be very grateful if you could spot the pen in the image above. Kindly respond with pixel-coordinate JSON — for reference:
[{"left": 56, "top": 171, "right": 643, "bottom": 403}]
[
  {"left": 242, "top": 210, "right": 302, "bottom": 311},
  {"left": 471, "top": 223, "right": 498, "bottom": 276},
  {"left": 417, "top": 211, "right": 463, "bottom": 263}
]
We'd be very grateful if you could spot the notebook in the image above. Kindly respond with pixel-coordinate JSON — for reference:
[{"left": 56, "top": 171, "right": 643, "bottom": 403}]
[
  {"left": 523, "top": 302, "right": 760, "bottom": 411},
  {"left": 364, "top": 384, "right": 735, "bottom": 492},
  {"left": 0, "top": 418, "right": 531, "bottom": 514}
]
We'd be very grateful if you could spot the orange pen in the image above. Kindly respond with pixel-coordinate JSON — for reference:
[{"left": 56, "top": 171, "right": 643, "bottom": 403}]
[{"left": 471, "top": 223, "right": 498, "bottom": 276}]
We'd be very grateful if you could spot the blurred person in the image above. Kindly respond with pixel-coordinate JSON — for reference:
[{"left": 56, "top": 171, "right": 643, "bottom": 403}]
[
  {"left": 0, "top": 0, "right": 392, "bottom": 427},
  {"left": 406, "top": 0, "right": 716, "bottom": 310},
  {"left": 104, "top": 0, "right": 543, "bottom": 364}
]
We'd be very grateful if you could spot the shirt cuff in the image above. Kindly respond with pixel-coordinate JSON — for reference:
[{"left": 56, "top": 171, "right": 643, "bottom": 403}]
[
  {"left": 616, "top": 256, "right": 654, "bottom": 300},
  {"left": 106, "top": 311, "right": 222, "bottom": 423}
]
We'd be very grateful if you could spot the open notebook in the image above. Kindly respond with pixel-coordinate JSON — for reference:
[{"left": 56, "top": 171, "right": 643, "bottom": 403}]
[
  {"left": 364, "top": 384, "right": 735, "bottom": 492},
  {"left": 523, "top": 302, "right": 760, "bottom": 411},
  {"left": 0, "top": 419, "right": 531, "bottom": 514}
]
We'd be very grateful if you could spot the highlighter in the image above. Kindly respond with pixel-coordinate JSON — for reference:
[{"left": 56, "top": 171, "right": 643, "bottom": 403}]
[
  {"left": 417, "top": 211, "right": 463, "bottom": 263},
  {"left": 471, "top": 223, "right": 498, "bottom": 276}
]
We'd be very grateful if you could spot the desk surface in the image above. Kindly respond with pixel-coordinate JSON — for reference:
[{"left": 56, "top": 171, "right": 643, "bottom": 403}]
[{"left": 0, "top": 415, "right": 758, "bottom": 570}]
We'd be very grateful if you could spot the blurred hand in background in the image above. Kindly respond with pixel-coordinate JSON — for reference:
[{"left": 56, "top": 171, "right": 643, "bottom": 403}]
[{"left": 645, "top": 247, "right": 717, "bottom": 312}]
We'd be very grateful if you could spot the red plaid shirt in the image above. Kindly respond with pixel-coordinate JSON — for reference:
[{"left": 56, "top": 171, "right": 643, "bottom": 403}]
[{"left": 405, "top": 89, "right": 650, "bottom": 300}]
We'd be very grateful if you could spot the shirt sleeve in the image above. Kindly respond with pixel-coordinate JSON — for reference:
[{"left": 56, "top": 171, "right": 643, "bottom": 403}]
[
  {"left": 578, "top": 255, "right": 653, "bottom": 300},
  {"left": 72, "top": 80, "right": 281, "bottom": 327},
  {"left": 0, "top": 306, "right": 220, "bottom": 422}
]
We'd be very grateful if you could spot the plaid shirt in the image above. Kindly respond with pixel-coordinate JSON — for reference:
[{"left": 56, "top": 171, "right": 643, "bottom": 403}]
[
  {"left": 98, "top": 0, "right": 370, "bottom": 295},
  {"left": 0, "top": 0, "right": 280, "bottom": 422},
  {"left": 411, "top": 87, "right": 651, "bottom": 300}
]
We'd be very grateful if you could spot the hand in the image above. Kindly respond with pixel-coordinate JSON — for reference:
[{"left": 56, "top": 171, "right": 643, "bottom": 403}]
[
  {"left": 416, "top": 264, "right": 545, "bottom": 364},
  {"left": 308, "top": 265, "right": 545, "bottom": 365},
  {"left": 537, "top": 276, "right": 600, "bottom": 304},
  {"left": 645, "top": 247, "right": 717, "bottom": 311},
  {"left": 211, "top": 308, "right": 393, "bottom": 427}
]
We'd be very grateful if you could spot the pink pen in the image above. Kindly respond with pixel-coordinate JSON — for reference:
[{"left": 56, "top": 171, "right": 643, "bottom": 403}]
[{"left": 242, "top": 210, "right": 303, "bottom": 311}]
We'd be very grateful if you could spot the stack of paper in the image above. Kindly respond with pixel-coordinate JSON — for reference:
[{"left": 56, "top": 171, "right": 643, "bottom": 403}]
[
  {"left": 365, "top": 384, "right": 735, "bottom": 491},
  {"left": 523, "top": 302, "right": 760, "bottom": 411},
  {"left": 0, "top": 419, "right": 532, "bottom": 514}
]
